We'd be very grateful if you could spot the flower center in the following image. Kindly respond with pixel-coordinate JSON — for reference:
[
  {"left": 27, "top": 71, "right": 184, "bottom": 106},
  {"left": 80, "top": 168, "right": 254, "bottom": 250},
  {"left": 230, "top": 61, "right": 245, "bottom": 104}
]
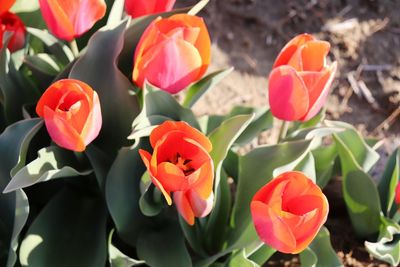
[{"left": 170, "top": 153, "right": 195, "bottom": 175}]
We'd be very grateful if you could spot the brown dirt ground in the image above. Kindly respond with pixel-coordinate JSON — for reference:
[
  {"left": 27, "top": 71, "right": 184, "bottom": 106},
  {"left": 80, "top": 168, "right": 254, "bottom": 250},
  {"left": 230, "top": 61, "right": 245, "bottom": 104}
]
[{"left": 177, "top": 0, "right": 400, "bottom": 266}]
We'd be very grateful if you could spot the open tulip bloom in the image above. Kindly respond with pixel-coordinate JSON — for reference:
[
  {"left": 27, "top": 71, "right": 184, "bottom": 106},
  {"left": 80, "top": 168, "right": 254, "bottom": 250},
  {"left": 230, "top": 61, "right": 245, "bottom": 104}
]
[{"left": 0, "top": 1, "right": 397, "bottom": 266}]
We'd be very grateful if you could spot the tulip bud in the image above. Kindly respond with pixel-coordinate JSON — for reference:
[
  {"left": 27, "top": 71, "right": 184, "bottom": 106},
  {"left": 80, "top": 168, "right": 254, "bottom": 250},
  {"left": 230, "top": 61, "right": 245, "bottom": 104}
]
[
  {"left": 125, "top": 0, "right": 176, "bottom": 18},
  {"left": 0, "top": 11, "right": 26, "bottom": 52}
]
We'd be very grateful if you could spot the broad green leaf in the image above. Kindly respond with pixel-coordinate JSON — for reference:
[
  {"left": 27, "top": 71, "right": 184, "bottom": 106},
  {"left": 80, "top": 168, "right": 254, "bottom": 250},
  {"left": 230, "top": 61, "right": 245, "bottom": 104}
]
[
  {"left": 139, "top": 184, "right": 163, "bottom": 217},
  {"left": 327, "top": 121, "right": 379, "bottom": 173},
  {"left": 226, "top": 250, "right": 259, "bottom": 267},
  {"left": 0, "top": 119, "right": 43, "bottom": 267},
  {"left": 198, "top": 115, "right": 225, "bottom": 135},
  {"left": 378, "top": 148, "right": 400, "bottom": 215},
  {"left": 4, "top": 146, "right": 92, "bottom": 193},
  {"left": 19, "top": 188, "right": 108, "bottom": 267},
  {"left": 11, "top": 0, "right": 39, "bottom": 13},
  {"left": 105, "top": 142, "right": 150, "bottom": 246},
  {"left": 24, "top": 53, "right": 61, "bottom": 76},
  {"left": 108, "top": 229, "right": 145, "bottom": 267},
  {"left": 182, "top": 68, "right": 233, "bottom": 108},
  {"left": 0, "top": 38, "right": 38, "bottom": 124},
  {"left": 334, "top": 134, "right": 381, "bottom": 237},
  {"left": 137, "top": 223, "right": 192, "bottom": 267},
  {"left": 312, "top": 144, "right": 337, "bottom": 188},
  {"left": 188, "top": 0, "right": 210, "bottom": 15},
  {"left": 231, "top": 139, "right": 313, "bottom": 245},
  {"left": 365, "top": 217, "right": 400, "bottom": 266},
  {"left": 294, "top": 152, "right": 316, "bottom": 182},
  {"left": 27, "top": 28, "right": 74, "bottom": 66},
  {"left": 204, "top": 169, "right": 232, "bottom": 254},
  {"left": 70, "top": 20, "right": 140, "bottom": 153},
  {"left": 85, "top": 144, "right": 113, "bottom": 192},
  {"left": 301, "top": 227, "right": 342, "bottom": 267},
  {"left": 247, "top": 245, "right": 276, "bottom": 266},
  {"left": 208, "top": 114, "right": 254, "bottom": 188},
  {"left": 130, "top": 84, "right": 200, "bottom": 141}
]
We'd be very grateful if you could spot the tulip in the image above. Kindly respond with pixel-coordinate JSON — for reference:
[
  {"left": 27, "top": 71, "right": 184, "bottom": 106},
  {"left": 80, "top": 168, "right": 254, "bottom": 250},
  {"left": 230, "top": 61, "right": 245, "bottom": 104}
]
[
  {"left": 0, "top": 0, "right": 15, "bottom": 15},
  {"left": 36, "top": 79, "right": 102, "bottom": 152},
  {"left": 0, "top": 11, "right": 26, "bottom": 52},
  {"left": 268, "top": 34, "right": 337, "bottom": 121},
  {"left": 139, "top": 121, "right": 214, "bottom": 225},
  {"left": 38, "top": 0, "right": 106, "bottom": 41},
  {"left": 133, "top": 14, "right": 211, "bottom": 94},
  {"left": 251, "top": 171, "right": 329, "bottom": 254},
  {"left": 125, "top": 0, "right": 176, "bottom": 18},
  {"left": 395, "top": 183, "right": 400, "bottom": 206}
]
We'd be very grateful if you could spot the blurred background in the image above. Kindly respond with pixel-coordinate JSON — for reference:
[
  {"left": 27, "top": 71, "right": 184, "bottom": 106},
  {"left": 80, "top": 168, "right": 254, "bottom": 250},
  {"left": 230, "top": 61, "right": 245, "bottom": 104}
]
[{"left": 179, "top": 0, "right": 399, "bottom": 148}]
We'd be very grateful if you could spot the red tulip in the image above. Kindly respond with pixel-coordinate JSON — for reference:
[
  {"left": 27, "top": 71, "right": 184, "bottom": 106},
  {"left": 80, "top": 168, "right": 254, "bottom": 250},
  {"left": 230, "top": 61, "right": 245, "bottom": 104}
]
[
  {"left": 251, "top": 171, "right": 329, "bottom": 254},
  {"left": 36, "top": 79, "right": 102, "bottom": 152},
  {"left": 38, "top": 0, "right": 106, "bottom": 41},
  {"left": 0, "top": 11, "right": 26, "bottom": 52},
  {"left": 125, "top": 0, "right": 176, "bottom": 18},
  {"left": 0, "top": 0, "right": 15, "bottom": 15},
  {"left": 139, "top": 121, "right": 214, "bottom": 225},
  {"left": 268, "top": 34, "right": 337, "bottom": 121},
  {"left": 133, "top": 14, "right": 211, "bottom": 94},
  {"left": 395, "top": 182, "right": 400, "bottom": 206}
]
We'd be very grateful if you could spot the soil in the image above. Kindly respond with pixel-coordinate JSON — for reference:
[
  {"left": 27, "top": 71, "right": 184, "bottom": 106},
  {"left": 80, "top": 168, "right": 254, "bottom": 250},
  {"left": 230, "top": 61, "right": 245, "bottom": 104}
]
[{"left": 177, "top": 0, "right": 400, "bottom": 266}]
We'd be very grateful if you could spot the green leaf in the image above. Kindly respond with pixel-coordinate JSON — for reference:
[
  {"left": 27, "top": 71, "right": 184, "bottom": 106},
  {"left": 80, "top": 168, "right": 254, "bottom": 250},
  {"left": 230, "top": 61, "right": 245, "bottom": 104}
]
[
  {"left": 24, "top": 53, "right": 61, "bottom": 76},
  {"left": 137, "top": 223, "right": 192, "bottom": 267},
  {"left": 130, "top": 85, "right": 199, "bottom": 141},
  {"left": 300, "top": 227, "right": 342, "bottom": 267},
  {"left": 294, "top": 152, "right": 316, "bottom": 182},
  {"left": 3, "top": 146, "right": 92, "bottom": 193},
  {"left": 247, "top": 245, "right": 276, "bottom": 266},
  {"left": 378, "top": 148, "right": 400, "bottom": 215},
  {"left": 0, "top": 119, "right": 43, "bottom": 267},
  {"left": 108, "top": 229, "right": 145, "bottom": 267},
  {"left": 226, "top": 250, "right": 259, "bottom": 267},
  {"left": 208, "top": 114, "right": 254, "bottom": 189},
  {"left": 230, "top": 139, "right": 313, "bottom": 245},
  {"left": 198, "top": 115, "right": 225, "bottom": 135},
  {"left": 312, "top": 144, "right": 337, "bottom": 188},
  {"left": 107, "top": 0, "right": 125, "bottom": 27},
  {"left": 105, "top": 142, "right": 150, "bottom": 246},
  {"left": 182, "top": 68, "right": 233, "bottom": 108},
  {"left": 0, "top": 38, "right": 38, "bottom": 124},
  {"left": 139, "top": 184, "right": 163, "bottom": 217},
  {"left": 204, "top": 169, "right": 232, "bottom": 254},
  {"left": 19, "top": 188, "right": 108, "bottom": 267},
  {"left": 27, "top": 28, "right": 74, "bottom": 66},
  {"left": 334, "top": 134, "right": 381, "bottom": 237},
  {"left": 70, "top": 20, "right": 140, "bottom": 153},
  {"left": 365, "top": 217, "right": 400, "bottom": 266},
  {"left": 85, "top": 144, "right": 113, "bottom": 192},
  {"left": 327, "top": 121, "right": 379, "bottom": 173}
]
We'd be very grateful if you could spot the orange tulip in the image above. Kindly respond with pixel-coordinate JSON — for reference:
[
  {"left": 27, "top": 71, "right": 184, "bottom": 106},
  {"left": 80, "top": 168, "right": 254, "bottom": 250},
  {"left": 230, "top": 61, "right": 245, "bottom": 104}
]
[
  {"left": 36, "top": 79, "right": 102, "bottom": 152},
  {"left": 0, "top": 11, "right": 26, "bottom": 52},
  {"left": 0, "top": 0, "right": 15, "bottom": 15},
  {"left": 268, "top": 34, "right": 337, "bottom": 121},
  {"left": 133, "top": 14, "right": 211, "bottom": 94},
  {"left": 251, "top": 171, "right": 329, "bottom": 254},
  {"left": 139, "top": 121, "right": 214, "bottom": 225},
  {"left": 125, "top": 0, "right": 176, "bottom": 18},
  {"left": 38, "top": 0, "right": 106, "bottom": 41}
]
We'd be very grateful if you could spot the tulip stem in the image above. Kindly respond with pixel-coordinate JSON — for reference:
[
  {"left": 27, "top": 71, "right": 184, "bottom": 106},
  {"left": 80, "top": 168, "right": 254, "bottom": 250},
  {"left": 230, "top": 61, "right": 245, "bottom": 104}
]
[
  {"left": 69, "top": 40, "right": 79, "bottom": 57},
  {"left": 277, "top": 120, "right": 289, "bottom": 143}
]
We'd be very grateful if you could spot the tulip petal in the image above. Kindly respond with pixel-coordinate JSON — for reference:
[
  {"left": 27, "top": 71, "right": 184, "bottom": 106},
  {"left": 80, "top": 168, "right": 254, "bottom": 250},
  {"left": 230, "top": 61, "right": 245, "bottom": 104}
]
[
  {"left": 174, "top": 191, "right": 195, "bottom": 225},
  {"left": 135, "top": 37, "right": 202, "bottom": 93},
  {"left": 186, "top": 160, "right": 213, "bottom": 199},
  {"left": 251, "top": 201, "right": 297, "bottom": 253},
  {"left": 300, "top": 62, "right": 337, "bottom": 121},
  {"left": 300, "top": 40, "right": 330, "bottom": 72},
  {"left": 43, "top": 106, "right": 85, "bottom": 152},
  {"left": 74, "top": 0, "right": 106, "bottom": 37},
  {"left": 273, "top": 34, "right": 314, "bottom": 68},
  {"left": 0, "top": 0, "right": 15, "bottom": 15},
  {"left": 81, "top": 92, "right": 102, "bottom": 145},
  {"left": 150, "top": 121, "right": 212, "bottom": 152},
  {"left": 156, "top": 162, "right": 187, "bottom": 192},
  {"left": 187, "top": 189, "right": 213, "bottom": 218},
  {"left": 268, "top": 66, "right": 309, "bottom": 121}
]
